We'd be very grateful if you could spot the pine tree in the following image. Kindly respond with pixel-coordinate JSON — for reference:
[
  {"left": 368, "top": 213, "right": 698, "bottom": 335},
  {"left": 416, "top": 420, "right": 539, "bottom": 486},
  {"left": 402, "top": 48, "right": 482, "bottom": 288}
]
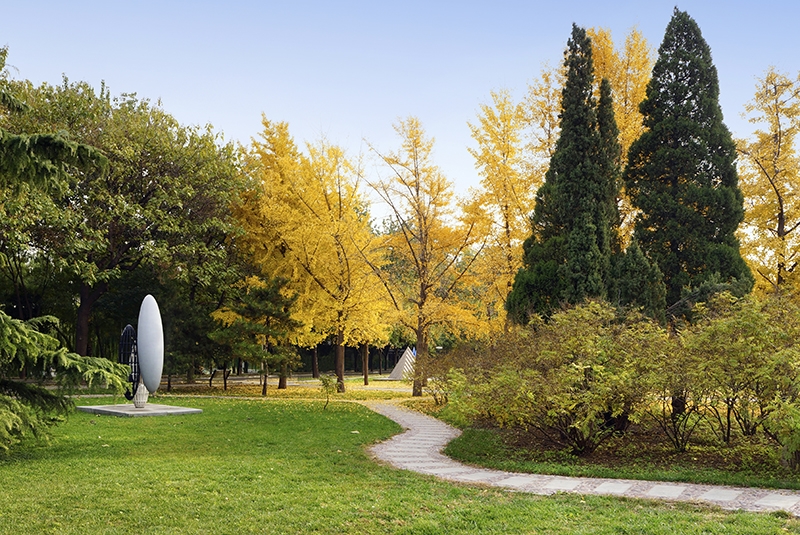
[
  {"left": 507, "top": 25, "right": 618, "bottom": 322},
  {"left": 624, "top": 9, "right": 752, "bottom": 308},
  {"left": 210, "top": 276, "right": 300, "bottom": 396}
]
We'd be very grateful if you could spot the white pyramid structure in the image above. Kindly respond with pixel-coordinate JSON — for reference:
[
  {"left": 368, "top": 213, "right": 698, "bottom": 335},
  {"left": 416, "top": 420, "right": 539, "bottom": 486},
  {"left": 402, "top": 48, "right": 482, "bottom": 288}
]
[{"left": 387, "top": 347, "right": 416, "bottom": 380}]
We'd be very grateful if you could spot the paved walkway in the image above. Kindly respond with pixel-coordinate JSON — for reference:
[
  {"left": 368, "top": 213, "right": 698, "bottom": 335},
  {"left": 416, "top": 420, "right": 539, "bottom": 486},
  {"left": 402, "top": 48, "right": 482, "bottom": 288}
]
[{"left": 366, "top": 401, "right": 800, "bottom": 516}]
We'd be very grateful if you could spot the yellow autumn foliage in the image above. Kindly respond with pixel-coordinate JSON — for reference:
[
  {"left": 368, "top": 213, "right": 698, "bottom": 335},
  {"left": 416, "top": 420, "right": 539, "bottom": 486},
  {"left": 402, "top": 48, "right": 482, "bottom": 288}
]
[
  {"left": 235, "top": 118, "right": 392, "bottom": 388},
  {"left": 737, "top": 68, "right": 800, "bottom": 294}
]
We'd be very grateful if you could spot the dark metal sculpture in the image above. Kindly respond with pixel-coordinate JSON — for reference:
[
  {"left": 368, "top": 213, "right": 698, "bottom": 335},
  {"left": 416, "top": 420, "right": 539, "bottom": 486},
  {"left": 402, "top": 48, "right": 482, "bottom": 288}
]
[{"left": 119, "top": 324, "right": 139, "bottom": 400}]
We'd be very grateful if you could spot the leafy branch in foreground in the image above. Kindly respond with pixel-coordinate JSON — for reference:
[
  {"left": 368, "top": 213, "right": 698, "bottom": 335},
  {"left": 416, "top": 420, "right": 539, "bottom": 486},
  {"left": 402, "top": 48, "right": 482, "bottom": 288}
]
[{"left": 0, "top": 311, "right": 128, "bottom": 450}]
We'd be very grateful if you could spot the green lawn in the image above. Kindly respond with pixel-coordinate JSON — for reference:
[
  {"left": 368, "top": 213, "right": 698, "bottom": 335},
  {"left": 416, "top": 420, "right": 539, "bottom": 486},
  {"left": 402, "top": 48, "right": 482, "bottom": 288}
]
[{"left": 1, "top": 398, "right": 799, "bottom": 534}]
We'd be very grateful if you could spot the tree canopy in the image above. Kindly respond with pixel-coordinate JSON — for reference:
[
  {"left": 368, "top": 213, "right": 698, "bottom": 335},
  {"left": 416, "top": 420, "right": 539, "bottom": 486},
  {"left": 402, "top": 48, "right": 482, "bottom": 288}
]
[
  {"left": 236, "top": 119, "right": 390, "bottom": 392},
  {"left": 0, "top": 48, "right": 129, "bottom": 450},
  {"left": 624, "top": 8, "right": 752, "bottom": 310},
  {"left": 737, "top": 67, "right": 800, "bottom": 293},
  {"left": 507, "top": 25, "right": 619, "bottom": 322},
  {"left": 2, "top": 78, "right": 244, "bottom": 356},
  {"left": 370, "top": 117, "right": 484, "bottom": 395}
]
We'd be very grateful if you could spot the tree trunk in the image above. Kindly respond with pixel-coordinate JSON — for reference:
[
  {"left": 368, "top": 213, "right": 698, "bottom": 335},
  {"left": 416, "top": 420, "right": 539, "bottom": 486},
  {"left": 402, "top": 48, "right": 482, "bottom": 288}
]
[
  {"left": 187, "top": 359, "right": 195, "bottom": 384},
  {"left": 209, "top": 369, "right": 217, "bottom": 388},
  {"left": 312, "top": 345, "right": 320, "bottom": 379},
  {"left": 413, "top": 324, "right": 428, "bottom": 397},
  {"left": 75, "top": 281, "right": 108, "bottom": 356},
  {"left": 361, "top": 343, "right": 369, "bottom": 386},
  {"left": 671, "top": 391, "right": 687, "bottom": 419},
  {"left": 335, "top": 330, "right": 345, "bottom": 393},
  {"left": 278, "top": 362, "right": 288, "bottom": 389},
  {"left": 223, "top": 365, "right": 230, "bottom": 391},
  {"left": 261, "top": 362, "right": 268, "bottom": 396},
  {"left": 412, "top": 376, "right": 423, "bottom": 396}
]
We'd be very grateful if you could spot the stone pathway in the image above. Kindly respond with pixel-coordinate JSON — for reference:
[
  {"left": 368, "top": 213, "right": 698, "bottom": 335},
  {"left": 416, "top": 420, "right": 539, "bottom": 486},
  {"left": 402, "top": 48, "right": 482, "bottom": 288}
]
[{"left": 366, "top": 401, "right": 800, "bottom": 516}]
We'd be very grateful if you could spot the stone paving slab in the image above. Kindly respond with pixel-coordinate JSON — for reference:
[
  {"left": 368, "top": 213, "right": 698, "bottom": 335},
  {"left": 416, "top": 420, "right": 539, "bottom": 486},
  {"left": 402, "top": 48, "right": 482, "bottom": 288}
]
[
  {"left": 455, "top": 470, "right": 510, "bottom": 482},
  {"left": 647, "top": 484, "right": 687, "bottom": 498},
  {"left": 593, "top": 481, "right": 632, "bottom": 495},
  {"left": 365, "top": 401, "right": 800, "bottom": 516},
  {"left": 756, "top": 494, "right": 800, "bottom": 508},
  {"left": 701, "top": 488, "right": 743, "bottom": 502}
]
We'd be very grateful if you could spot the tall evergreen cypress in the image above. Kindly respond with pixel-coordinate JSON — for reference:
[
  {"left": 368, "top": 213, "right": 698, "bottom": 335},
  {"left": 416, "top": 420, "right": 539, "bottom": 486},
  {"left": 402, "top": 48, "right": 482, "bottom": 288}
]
[
  {"left": 507, "top": 25, "right": 618, "bottom": 323},
  {"left": 624, "top": 8, "right": 752, "bottom": 308},
  {"left": 597, "top": 78, "right": 622, "bottom": 258}
]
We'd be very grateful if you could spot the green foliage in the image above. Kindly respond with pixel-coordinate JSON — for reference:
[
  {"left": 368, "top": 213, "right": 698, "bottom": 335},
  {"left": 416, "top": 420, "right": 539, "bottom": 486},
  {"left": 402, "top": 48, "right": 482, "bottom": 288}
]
[
  {"left": 612, "top": 240, "right": 667, "bottom": 322},
  {"left": 507, "top": 26, "right": 623, "bottom": 322},
  {"left": 684, "top": 294, "right": 800, "bottom": 443},
  {"left": 0, "top": 49, "right": 107, "bottom": 193},
  {"left": 319, "top": 372, "right": 338, "bottom": 409},
  {"left": 453, "top": 290, "right": 800, "bottom": 460},
  {"left": 634, "top": 332, "right": 705, "bottom": 453},
  {"left": 0, "top": 129, "right": 107, "bottom": 193},
  {"left": 0, "top": 52, "right": 129, "bottom": 451},
  {"left": 765, "top": 399, "right": 800, "bottom": 469},
  {"left": 506, "top": 235, "right": 567, "bottom": 323},
  {"left": 2, "top": 76, "right": 245, "bottom": 356},
  {"left": 0, "top": 47, "right": 27, "bottom": 115},
  {"left": 596, "top": 78, "right": 623, "bottom": 257},
  {"left": 624, "top": 8, "right": 752, "bottom": 310},
  {"left": 210, "top": 277, "right": 301, "bottom": 393},
  {"left": 450, "top": 301, "right": 668, "bottom": 456},
  {"left": 0, "top": 311, "right": 127, "bottom": 450}
]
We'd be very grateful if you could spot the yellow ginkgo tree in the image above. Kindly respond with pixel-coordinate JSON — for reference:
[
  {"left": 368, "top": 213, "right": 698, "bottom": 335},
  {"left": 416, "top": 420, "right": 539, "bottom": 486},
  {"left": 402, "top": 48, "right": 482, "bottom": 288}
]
[
  {"left": 368, "top": 117, "right": 485, "bottom": 396},
  {"left": 467, "top": 89, "right": 537, "bottom": 334},
  {"left": 588, "top": 27, "right": 654, "bottom": 160},
  {"left": 236, "top": 118, "right": 390, "bottom": 392},
  {"left": 737, "top": 68, "right": 800, "bottom": 293}
]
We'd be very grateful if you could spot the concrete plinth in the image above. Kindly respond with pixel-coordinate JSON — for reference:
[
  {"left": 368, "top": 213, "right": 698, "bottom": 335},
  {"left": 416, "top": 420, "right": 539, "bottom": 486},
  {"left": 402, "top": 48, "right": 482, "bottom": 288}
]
[{"left": 76, "top": 403, "right": 202, "bottom": 417}]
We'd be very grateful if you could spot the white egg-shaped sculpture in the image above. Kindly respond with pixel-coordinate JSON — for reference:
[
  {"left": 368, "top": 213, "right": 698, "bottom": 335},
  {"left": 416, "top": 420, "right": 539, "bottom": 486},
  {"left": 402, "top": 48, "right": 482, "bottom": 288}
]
[{"left": 137, "top": 294, "right": 164, "bottom": 393}]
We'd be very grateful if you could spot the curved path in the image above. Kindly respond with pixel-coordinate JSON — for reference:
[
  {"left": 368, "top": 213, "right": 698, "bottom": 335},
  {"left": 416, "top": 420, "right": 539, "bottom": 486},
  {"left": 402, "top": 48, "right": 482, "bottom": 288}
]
[{"left": 366, "top": 401, "right": 800, "bottom": 516}]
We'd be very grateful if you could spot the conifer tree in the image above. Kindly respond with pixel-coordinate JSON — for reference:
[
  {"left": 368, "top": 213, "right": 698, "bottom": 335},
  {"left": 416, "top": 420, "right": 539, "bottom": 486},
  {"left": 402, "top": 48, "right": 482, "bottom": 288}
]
[
  {"left": 507, "top": 25, "right": 617, "bottom": 322},
  {"left": 616, "top": 240, "right": 666, "bottom": 323},
  {"left": 210, "top": 277, "right": 300, "bottom": 396},
  {"left": 598, "top": 78, "right": 668, "bottom": 319},
  {"left": 624, "top": 9, "right": 752, "bottom": 308},
  {"left": 597, "top": 78, "right": 623, "bottom": 257}
]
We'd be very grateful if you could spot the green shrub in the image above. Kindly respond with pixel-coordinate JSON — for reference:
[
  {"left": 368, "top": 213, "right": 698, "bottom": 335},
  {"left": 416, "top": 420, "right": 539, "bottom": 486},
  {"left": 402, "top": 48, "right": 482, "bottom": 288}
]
[{"left": 449, "top": 301, "right": 669, "bottom": 456}]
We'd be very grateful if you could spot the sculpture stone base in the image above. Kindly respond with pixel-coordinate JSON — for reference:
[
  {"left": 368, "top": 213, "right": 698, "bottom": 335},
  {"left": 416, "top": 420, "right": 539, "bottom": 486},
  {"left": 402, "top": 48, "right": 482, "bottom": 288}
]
[
  {"left": 133, "top": 384, "right": 149, "bottom": 408},
  {"left": 76, "top": 404, "right": 202, "bottom": 417}
]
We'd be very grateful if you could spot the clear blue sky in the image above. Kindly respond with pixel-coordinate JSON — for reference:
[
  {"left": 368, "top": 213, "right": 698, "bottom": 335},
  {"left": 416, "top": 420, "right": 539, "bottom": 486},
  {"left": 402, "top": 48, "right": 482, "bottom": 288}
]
[{"left": 2, "top": 1, "right": 799, "bottom": 203}]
